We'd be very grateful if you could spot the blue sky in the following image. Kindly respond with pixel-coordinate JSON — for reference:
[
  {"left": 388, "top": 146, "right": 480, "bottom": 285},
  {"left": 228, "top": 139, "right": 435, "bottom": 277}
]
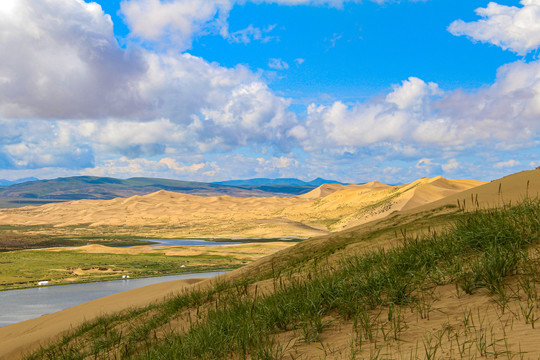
[{"left": 0, "top": 0, "right": 538, "bottom": 184}]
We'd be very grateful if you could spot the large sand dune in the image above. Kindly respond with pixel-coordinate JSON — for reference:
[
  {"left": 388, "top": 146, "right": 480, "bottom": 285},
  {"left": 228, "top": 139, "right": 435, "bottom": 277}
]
[
  {"left": 277, "top": 176, "right": 485, "bottom": 231},
  {"left": 0, "top": 176, "right": 486, "bottom": 238},
  {"left": 413, "top": 169, "right": 540, "bottom": 213}
]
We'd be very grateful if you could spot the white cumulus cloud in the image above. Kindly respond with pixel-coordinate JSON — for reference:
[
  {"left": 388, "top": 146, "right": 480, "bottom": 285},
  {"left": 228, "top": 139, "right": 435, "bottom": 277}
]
[
  {"left": 257, "top": 156, "right": 298, "bottom": 169},
  {"left": 442, "top": 158, "right": 459, "bottom": 172},
  {"left": 0, "top": 0, "right": 147, "bottom": 119},
  {"left": 1, "top": 0, "right": 539, "bottom": 183},
  {"left": 120, "top": 0, "right": 233, "bottom": 48},
  {"left": 448, "top": 0, "right": 540, "bottom": 55},
  {"left": 81, "top": 156, "right": 217, "bottom": 179},
  {"left": 290, "top": 64, "right": 540, "bottom": 155},
  {"left": 386, "top": 77, "right": 441, "bottom": 110},
  {"left": 227, "top": 24, "right": 277, "bottom": 44},
  {"left": 0, "top": 120, "right": 94, "bottom": 169},
  {"left": 0, "top": 0, "right": 298, "bottom": 166},
  {"left": 292, "top": 77, "right": 445, "bottom": 150}
]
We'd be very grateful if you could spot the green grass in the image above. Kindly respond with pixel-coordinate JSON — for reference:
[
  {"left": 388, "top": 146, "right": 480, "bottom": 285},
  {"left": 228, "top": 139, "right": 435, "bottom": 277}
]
[
  {"left": 0, "top": 231, "right": 158, "bottom": 252},
  {"left": 0, "top": 249, "right": 243, "bottom": 290},
  {"left": 0, "top": 235, "right": 293, "bottom": 288},
  {"left": 25, "top": 198, "right": 540, "bottom": 359},
  {"left": 0, "top": 224, "right": 305, "bottom": 251}
]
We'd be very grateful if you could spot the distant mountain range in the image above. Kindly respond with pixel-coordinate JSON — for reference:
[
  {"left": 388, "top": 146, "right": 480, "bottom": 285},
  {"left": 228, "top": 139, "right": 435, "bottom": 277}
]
[
  {"left": 0, "top": 177, "right": 39, "bottom": 186},
  {"left": 0, "top": 176, "right": 335, "bottom": 208},
  {"left": 212, "top": 177, "right": 347, "bottom": 186}
]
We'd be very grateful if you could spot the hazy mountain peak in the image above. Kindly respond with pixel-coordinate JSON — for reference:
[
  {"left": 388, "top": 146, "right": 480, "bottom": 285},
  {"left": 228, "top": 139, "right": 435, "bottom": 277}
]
[{"left": 0, "top": 177, "right": 39, "bottom": 186}]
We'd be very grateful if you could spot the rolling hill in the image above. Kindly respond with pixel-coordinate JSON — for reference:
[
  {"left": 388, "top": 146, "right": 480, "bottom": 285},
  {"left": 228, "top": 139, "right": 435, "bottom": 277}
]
[
  {"left": 0, "top": 176, "right": 317, "bottom": 208},
  {"left": 0, "top": 177, "right": 39, "bottom": 186},
  {"left": 212, "top": 177, "right": 347, "bottom": 186}
]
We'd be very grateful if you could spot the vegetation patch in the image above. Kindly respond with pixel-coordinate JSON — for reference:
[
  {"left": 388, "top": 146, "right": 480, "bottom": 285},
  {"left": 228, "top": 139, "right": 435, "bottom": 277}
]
[{"left": 0, "top": 250, "right": 242, "bottom": 290}]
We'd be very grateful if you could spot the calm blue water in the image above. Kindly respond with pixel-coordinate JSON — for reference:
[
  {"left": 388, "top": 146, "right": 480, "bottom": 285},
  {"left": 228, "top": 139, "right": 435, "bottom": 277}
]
[
  {"left": 0, "top": 271, "right": 223, "bottom": 327},
  {"left": 0, "top": 239, "right": 243, "bottom": 328},
  {"left": 133, "top": 239, "right": 245, "bottom": 247}
]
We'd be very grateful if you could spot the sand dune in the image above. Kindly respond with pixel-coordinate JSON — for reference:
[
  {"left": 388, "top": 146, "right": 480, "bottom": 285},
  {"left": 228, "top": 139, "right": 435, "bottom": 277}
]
[
  {"left": 40, "top": 242, "right": 294, "bottom": 260},
  {"left": 400, "top": 176, "right": 487, "bottom": 211},
  {"left": 0, "top": 176, "right": 485, "bottom": 238},
  {"left": 298, "top": 183, "right": 364, "bottom": 199},
  {"left": 412, "top": 169, "right": 540, "bottom": 213},
  {"left": 279, "top": 176, "right": 486, "bottom": 231}
]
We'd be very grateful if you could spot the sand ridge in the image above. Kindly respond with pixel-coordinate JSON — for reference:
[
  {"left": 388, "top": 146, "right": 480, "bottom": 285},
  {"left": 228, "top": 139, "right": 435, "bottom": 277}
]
[
  {"left": 277, "top": 176, "right": 487, "bottom": 231},
  {"left": 38, "top": 242, "right": 295, "bottom": 259},
  {"left": 297, "top": 183, "right": 365, "bottom": 199},
  {"left": 411, "top": 169, "right": 540, "bottom": 213},
  {"left": 0, "top": 177, "right": 486, "bottom": 237}
]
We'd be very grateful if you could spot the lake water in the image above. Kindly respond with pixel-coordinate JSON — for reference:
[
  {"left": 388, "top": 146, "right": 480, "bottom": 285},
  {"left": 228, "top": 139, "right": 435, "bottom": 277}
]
[
  {"left": 137, "top": 239, "right": 245, "bottom": 247},
  {"left": 0, "top": 271, "right": 223, "bottom": 328}
]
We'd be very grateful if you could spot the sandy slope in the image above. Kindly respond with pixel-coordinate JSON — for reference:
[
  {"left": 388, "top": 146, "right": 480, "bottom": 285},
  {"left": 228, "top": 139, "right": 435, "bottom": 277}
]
[
  {"left": 39, "top": 242, "right": 295, "bottom": 259},
  {"left": 282, "top": 281, "right": 540, "bottom": 359},
  {"left": 0, "top": 177, "right": 485, "bottom": 237},
  {"left": 412, "top": 169, "right": 540, "bottom": 213},
  {"left": 278, "top": 176, "right": 486, "bottom": 231},
  {"left": 297, "top": 183, "right": 365, "bottom": 199},
  {"left": 0, "top": 278, "right": 208, "bottom": 360}
]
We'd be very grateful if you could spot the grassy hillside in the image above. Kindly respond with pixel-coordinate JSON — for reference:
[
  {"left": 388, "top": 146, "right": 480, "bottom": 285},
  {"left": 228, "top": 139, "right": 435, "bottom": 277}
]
[{"left": 16, "top": 178, "right": 540, "bottom": 359}]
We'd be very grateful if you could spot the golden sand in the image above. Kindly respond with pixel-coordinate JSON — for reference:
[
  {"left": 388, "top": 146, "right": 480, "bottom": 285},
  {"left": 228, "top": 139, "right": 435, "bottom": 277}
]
[{"left": 0, "top": 177, "right": 485, "bottom": 238}]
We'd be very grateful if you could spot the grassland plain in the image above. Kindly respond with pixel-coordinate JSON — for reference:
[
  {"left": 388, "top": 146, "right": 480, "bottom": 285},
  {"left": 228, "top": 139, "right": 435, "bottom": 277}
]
[
  {"left": 15, "top": 196, "right": 540, "bottom": 360},
  {"left": 0, "top": 249, "right": 237, "bottom": 290},
  {"left": 0, "top": 242, "right": 294, "bottom": 290},
  {"left": 0, "top": 228, "right": 158, "bottom": 252}
]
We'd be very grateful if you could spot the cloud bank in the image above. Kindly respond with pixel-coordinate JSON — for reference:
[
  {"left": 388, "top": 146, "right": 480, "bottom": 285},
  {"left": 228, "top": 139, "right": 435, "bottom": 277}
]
[
  {"left": 119, "top": 0, "right": 409, "bottom": 49},
  {"left": 0, "top": 0, "right": 538, "bottom": 183}
]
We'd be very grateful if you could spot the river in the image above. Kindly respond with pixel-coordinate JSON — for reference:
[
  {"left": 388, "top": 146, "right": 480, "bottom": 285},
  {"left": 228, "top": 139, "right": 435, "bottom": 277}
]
[
  {"left": 0, "top": 271, "right": 223, "bottom": 327},
  {"left": 134, "top": 238, "right": 245, "bottom": 246}
]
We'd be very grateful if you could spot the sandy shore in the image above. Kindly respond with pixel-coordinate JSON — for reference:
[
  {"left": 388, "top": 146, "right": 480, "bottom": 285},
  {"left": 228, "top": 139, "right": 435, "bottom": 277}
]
[{"left": 0, "top": 277, "right": 208, "bottom": 360}]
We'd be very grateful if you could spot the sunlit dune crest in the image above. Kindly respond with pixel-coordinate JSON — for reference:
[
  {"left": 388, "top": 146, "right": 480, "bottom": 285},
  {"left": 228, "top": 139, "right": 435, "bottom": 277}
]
[{"left": 0, "top": 176, "right": 486, "bottom": 237}]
